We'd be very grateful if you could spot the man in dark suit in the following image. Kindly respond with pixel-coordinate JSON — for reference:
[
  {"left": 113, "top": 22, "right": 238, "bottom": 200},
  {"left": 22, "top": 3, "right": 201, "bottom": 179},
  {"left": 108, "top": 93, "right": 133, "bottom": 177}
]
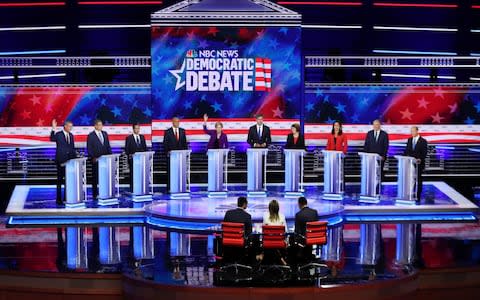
[
  {"left": 247, "top": 114, "right": 272, "bottom": 148},
  {"left": 87, "top": 119, "right": 112, "bottom": 200},
  {"left": 223, "top": 196, "right": 252, "bottom": 236},
  {"left": 364, "top": 119, "right": 389, "bottom": 178},
  {"left": 294, "top": 197, "right": 319, "bottom": 263},
  {"left": 403, "top": 126, "right": 428, "bottom": 202},
  {"left": 125, "top": 123, "right": 148, "bottom": 192},
  {"left": 163, "top": 117, "right": 188, "bottom": 192},
  {"left": 50, "top": 119, "right": 76, "bottom": 205},
  {"left": 295, "top": 197, "right": 319, "bottom": 237}
]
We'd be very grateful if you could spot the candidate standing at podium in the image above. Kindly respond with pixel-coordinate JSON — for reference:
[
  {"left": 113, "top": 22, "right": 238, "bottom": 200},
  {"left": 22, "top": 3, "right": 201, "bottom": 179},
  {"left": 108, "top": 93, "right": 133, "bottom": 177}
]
[
  {"left": 403, "top": 126, "right": 428, "bottom": 202},
  {"left": 326, "top": 120, "right": 348, "bottom": 154},
  {"left": 125, "top": 123, "right": 148, "bottom": 192},
  {"left": 163, "top": 117, "right": 188, "bottom": 192},
  {"left": 50, "top": 119, "right": 76, "bottom": 205},
  {"left": 247, "top": 114, "right": 271, "bottom": 148},
  {"left": 87, "top": 119, "right": 112, "bottom": 200},
  {"left": 285, "top": 123, "right": 305, "bottom": 149},
  {"left": 203, "top": 114, "right": 228, "bottom": 149},
  {"left": 363, "top": 119, "right": 389, "bottom": 178}
]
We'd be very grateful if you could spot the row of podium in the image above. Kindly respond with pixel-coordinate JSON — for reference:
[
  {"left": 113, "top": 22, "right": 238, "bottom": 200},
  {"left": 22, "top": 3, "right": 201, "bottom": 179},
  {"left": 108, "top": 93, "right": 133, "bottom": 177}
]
[{"left": 63, "top": 149, "right": 420, "bottom": 208}]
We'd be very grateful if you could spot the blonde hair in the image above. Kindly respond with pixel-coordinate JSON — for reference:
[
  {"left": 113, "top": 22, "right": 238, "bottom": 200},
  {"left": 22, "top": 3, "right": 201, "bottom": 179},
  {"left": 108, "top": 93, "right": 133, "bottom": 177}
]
[{"left": 268, "top": 200, "right": 280, "bottom": 223}]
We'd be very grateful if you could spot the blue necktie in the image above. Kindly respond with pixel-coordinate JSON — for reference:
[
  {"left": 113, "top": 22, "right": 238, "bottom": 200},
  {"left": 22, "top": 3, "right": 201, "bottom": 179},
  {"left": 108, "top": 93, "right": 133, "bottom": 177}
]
[
  {"left": 412, "top": 138, "right": 417, "bottom": 149},
  {"left": 98, "top": 132, "right": 104, "bottom": 145}
]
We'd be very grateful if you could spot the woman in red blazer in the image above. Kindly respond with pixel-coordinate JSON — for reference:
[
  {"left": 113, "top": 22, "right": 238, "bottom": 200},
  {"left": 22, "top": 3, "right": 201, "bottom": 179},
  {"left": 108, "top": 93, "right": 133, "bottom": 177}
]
[{"left": 326, "top": 120, "right": 348, "bottom": 154}]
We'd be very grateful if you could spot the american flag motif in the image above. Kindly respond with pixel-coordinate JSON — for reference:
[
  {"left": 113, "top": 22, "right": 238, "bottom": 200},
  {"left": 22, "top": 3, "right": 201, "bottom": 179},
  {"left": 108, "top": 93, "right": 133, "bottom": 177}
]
[{"left": 255, "top": 57, "right": 272, "bottom": 92}]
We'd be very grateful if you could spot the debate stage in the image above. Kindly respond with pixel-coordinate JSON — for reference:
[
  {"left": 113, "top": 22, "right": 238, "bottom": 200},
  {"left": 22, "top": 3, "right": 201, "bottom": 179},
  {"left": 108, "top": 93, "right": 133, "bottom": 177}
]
[
  {"left": 6, "top": 181, "right": 478, "bottom": 228},
  {"left": 2, "top": 181, "right": 480, "bottom": 300},
  {"left": 2, "top": 0, "right": 480, "bottom": 298}
]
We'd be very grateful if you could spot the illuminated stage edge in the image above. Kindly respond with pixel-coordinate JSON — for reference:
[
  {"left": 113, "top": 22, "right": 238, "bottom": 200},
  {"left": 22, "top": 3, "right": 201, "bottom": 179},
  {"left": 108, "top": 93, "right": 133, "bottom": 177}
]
[{"left": 5, "top": 181, "right": 478, "bottom": 231}]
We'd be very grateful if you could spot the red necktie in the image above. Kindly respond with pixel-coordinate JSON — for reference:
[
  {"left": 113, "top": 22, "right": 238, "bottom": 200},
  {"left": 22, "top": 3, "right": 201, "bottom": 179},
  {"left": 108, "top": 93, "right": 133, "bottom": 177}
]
[{"left": 175, "top": 129, "right": 179, "bottom": 141}]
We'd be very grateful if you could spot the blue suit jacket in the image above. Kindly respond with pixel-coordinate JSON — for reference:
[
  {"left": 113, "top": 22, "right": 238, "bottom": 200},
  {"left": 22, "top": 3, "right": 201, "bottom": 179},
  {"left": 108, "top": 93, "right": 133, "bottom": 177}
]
[
  {"left": 87, "top": 130, "right": 112, "bottom": 159},
  {"left": 50, "top": 130, "right": 76, "bottom": 164},
  {"left": 363, "top": 130, "right": 389, "bottom": 158}
]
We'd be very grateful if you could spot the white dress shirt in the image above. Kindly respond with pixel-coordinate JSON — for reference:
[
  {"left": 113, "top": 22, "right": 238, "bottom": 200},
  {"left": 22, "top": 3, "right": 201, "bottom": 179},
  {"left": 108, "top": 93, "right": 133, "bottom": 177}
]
[
  {"left": 172, "top": 127, "right": 179, "bottom": 137},
  {"left": 374, "top": 130, "right": 380, "bottom": 141},
  {"left": 95, "top": 129, "right": 104, "bottom": 144},
  {"left": 63, "top": 130, "right": 70, "bottom": 144},
  {"left": 133, "top": 133, "right": 141, "bottom": 145},
  {"left": 412, "top": 135, "right": 419, "bottom": 149},
  {"left": 256, "top": 124, "right": 263, "bottom": 137}
]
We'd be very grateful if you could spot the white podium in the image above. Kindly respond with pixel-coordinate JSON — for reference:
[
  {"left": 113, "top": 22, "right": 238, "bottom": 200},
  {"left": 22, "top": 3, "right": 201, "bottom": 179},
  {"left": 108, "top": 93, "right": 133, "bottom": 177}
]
[
  {"left": 284, "top": 149, "right": 305, "bottom": 197},
  {"left": 207, "top": 148, "right": 230, "bottom": 198},
  {"left": 322, "top": 150, "right": 345, "bottom": 200},
  {"left": 395, "top": 155, "right": 418, "bottom": 205},
  {"left": 98, "top": 154, "right": 120, "bottom": 205},
  {"left": 247, "top": 148, "right": 269, "bottom": 197},
  {"left": 132, "top": 151, "right": 155, "bottom": 202},
  {"left": 169, "top": 149, "right": 191, "bottom": 199},
  {"left": 394, "top": 155, "right": 420, "bottom": 266},
  {"left": 65, "top": 157, "right": 87, "bottom": 209},
  {"left": 358, "top": 152, "right": 382, "bottom": 203}
]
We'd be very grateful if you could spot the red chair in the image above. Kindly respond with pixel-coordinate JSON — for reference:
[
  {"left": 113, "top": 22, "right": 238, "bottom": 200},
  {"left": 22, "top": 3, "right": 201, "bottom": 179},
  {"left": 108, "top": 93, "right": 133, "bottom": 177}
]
[
  {"left": 221, "top": 222, "right": 245, "bottom": 248},
  {"left": 297, "top": 221, "right": 329, "bottom": 281},
  {"left": 305, "top": 221, "right": 328, "bottom": 247},
  {"left": 260, "top": 225, "right": 291, "bottom": 283},
  {"left": 216, "top": 222, "right": 252, "bottom": 283},
  {"left": 262, "top": 225, "right": 287, "bottom": 249}
]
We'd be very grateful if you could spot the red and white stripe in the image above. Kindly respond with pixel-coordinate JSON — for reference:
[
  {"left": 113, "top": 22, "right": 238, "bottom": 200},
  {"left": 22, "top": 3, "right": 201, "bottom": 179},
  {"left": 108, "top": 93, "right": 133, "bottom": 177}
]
[
  {"left": 305, "top": 124, "right": 480, "bottom": 145},
  {"left": 255, "top": 58, "right": 265, "bottom": 91},
  {"left": 264, "top": 58, "right": 272, "bottom": 91},
  {"left": 152, "top": 118, "right": 299, "bottom": 143},
  {"left": 0, "top": 125, "right": 152, "bottom": 147},
  {"left": 1, "top": 123, "right": 479, "bottom": 147},
  {"left": 254, "top": 57, "right": 272, "bottom": 92}
]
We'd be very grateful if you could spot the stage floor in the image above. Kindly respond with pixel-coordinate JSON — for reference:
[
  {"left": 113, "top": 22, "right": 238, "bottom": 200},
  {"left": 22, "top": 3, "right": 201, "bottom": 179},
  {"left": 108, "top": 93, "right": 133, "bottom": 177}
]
[{"left": 5, "top": 182, "right": 478, "bottom": 229}]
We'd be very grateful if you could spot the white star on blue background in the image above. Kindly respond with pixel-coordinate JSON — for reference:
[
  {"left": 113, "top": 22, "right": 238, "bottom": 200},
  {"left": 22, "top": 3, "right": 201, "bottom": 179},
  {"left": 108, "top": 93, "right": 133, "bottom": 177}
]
[{"left": 169, "top": 60, "right": 186, "bottom": 91}]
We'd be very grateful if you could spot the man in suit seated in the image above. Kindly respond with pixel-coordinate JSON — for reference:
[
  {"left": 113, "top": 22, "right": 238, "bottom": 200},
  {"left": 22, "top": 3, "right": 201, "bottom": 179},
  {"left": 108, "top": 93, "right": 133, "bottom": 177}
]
[
  {"left": 50, "top": 119, "right": 76, "bottom": 205},
  {"left": 363, "top": 119, "right": 389, "bottom": 179},
  {"left": 223, "top": 196, "right": 252, "bottom": 237},
  {"left": 222, "top": 197, "right": 253, "bottom": 263},
  {"left": 125, "top": 123, "right": 148, "bottom": 192},
  {"left": 294, "top": 197, "right": 319, "bottom": 237},
  {"left": 163, "top": 117, "right": 188, "bottom": 193},
  {"left": 294, "top": 197, "right": 319, "bottom": 263},
  {"left": 87, "top": 119, "right": 112, "bottom": 200},
  {"left": 247, "top": 114, "right": 272, "bottom": 148},
  {"left": 403, "top": 126, "right": 428, "bottom": 202}
]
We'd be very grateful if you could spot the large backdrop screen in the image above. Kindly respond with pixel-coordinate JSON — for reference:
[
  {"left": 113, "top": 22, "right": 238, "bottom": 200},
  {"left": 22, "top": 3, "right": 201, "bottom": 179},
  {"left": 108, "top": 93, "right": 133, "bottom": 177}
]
[{"left": 151, "top": 26, "right": 303, "bottom": 120}]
